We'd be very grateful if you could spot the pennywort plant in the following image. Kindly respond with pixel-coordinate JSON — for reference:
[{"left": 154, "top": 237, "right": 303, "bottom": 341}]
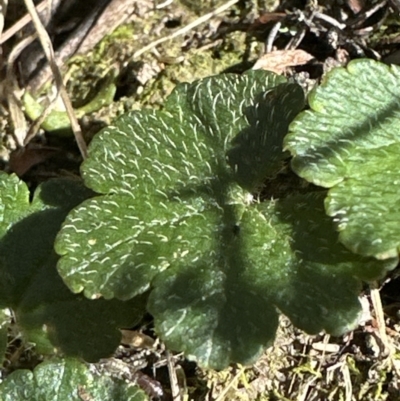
[{"left": 0, "top": 58, "right": 398, "bottom": 395}]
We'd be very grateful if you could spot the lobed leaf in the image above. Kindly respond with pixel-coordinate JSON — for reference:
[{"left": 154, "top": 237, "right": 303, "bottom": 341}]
[
  {"left": 0, "top": 358, "right": 148, "bottom": 401},
  {"left": 148, "top": 192, "right": 395, "bottom": 368},
  {"left": 284, "top": 59, "right": 400, "bottom": 258},
  {"left": 55, "top": 71, "right": 292, "bottom": 301},
  {"left": 0, "top": 173, "right": 145, "bottom": 361},
  {"left": 55, "top": 70, "right": 394, "bottom": 368},
  {"left": 227, "top": 82, "right": 304, "bottom": 191}
]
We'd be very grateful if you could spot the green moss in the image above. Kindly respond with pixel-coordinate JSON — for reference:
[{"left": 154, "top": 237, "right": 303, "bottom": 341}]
[
  {"left": 21, "top": 1, "right": 266, "bottom": 141},
  {"left": 177, "top": 0, "right": 233, "bottom": 15}
]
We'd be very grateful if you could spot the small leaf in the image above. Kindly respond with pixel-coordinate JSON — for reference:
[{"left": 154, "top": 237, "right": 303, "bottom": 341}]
[
  {"left": 0, "top": 358, "right": 148, "bottom": 401},
  {"left": 0, "top": 173, "right": 39, "bottom": 239},
  {"left": 23, "top": 70, "right": 116, "bottom": 135},
  {"left": 0, "top": 173, "right": 145, "bottom": 361},
  {"left": 284, "top": 59, "right": 400, "bottom": 258}
]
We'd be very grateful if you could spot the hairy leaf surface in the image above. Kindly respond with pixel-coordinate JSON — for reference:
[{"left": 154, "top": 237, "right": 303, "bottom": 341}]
[
  {"left": 56, "top": 70, "right": 394, "bottom": 368},
  {"left": 284, "top": 59, "right": 400, "bottom": 258},
  {"left": 148, "top": 192, "right": 394, "bottom": 368},
  {"left": 0, "top": 173, "right": 145, "bottom": 361},
  {"left": 0, "top": 358, "right": 148, "bottom": 401},
  {"left": 56, "top": 71, "right": 292, "bottom": 300}
]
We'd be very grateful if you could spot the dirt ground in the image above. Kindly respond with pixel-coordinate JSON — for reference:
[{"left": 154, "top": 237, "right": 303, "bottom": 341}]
[{"left": 2, "top": 1, "right": 400, "bottom": 400}]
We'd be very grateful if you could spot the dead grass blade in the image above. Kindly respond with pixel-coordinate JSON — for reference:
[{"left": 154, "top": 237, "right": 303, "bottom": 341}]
[
  {"left": 5, "top": 36, "right": 34, "bottom": 147},
  {"left": 133, "top": 0, "right": 240, "bottom": 59},
  {"left": 0, "top": 0, "right": 60, "bottom": 45},
  {"left": 23, "top": 0, "right": 88, "bottom": 159},
  {"left": 0, "top": 0, "right": 7, "bottom": 39}
]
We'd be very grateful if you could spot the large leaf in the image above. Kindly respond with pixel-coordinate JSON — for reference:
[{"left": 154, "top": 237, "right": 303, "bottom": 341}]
[
  {"left": 55, "top": 71, "right": 291, "bottom": 300},
  {"left": 55, "top": 70, "right": 394, "bottom": 369},
  {"left": 0, "top": 173, "right": 145, "bottom": 361},
  {"left": 284, "top": 59, "right": 400, "bottom": 259},
  {"left": 0, "top": 357, "right": 148, "bottom": 401},
  {"left": 148, "top": 192, "right": 395, "bottom": 368}
]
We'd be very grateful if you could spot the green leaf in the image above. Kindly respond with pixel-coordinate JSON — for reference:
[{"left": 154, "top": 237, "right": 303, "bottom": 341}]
[
  {"left": 0, "top": 173, "right": 145, "bottom": 361},
  {"left": 284, "top": 59, "right": 400, "bottom": 259},
  {"left": 23, "top": 70, "right": 117, "bottom": 135},
  {"left": 55, "top": 70, "right": 290, "bottom": 300},
  {"left": 148, "top": 192, "right": 395, "bottom": 369},
  {"left": 0, "top": 357, "right": 148, "bottom": 401},
  {"left": 80, "top": 71, "right": 287, "bottom": 196},
  {"left": 227, "top": 82, "right": 305, "bottom": 191},
  {"left": 56, "top": 70, "right": 393, "bottom": 369}
]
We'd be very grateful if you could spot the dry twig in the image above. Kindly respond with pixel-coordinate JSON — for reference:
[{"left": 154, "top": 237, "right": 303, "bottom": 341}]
[{"left": 166, "top": 351, "right": 182, "bottom": 401}]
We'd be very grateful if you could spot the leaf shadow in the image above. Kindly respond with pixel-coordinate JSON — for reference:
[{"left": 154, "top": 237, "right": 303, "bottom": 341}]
[
  {"left": 291, "top": 79, "right": 400, "bottom": 176},
  {"left": 0, "top": 179, "right": 146, "bottom": 361},
  {"left": 227, "top": 83, "right": 304, "bottom": 192},
  {"left": 270, "top": 192, "right": 395, "bottom": 335},
  {"left": 150, "top": 166, "right": 280, "bottom": 368}
]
